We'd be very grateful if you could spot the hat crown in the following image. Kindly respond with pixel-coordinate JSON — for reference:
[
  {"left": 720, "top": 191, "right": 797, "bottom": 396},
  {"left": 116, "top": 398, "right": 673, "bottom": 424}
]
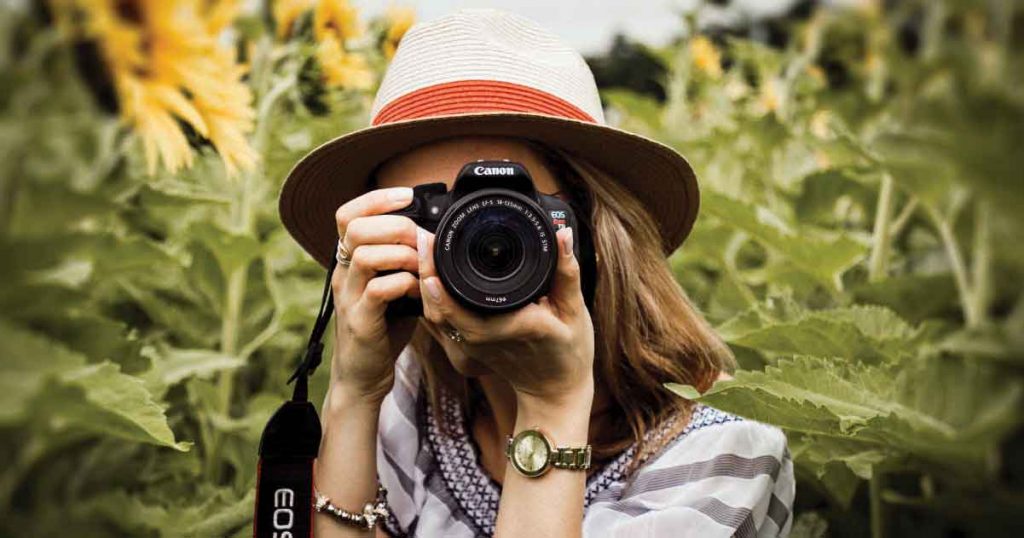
[{"left": 370, "top": 8, "right": 606, "bottom": 125}]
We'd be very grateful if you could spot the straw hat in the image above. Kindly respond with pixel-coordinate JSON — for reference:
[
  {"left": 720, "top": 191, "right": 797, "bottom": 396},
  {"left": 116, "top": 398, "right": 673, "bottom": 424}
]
[{"left": 278, "top": 7, "right": 699, "bottom": 268}]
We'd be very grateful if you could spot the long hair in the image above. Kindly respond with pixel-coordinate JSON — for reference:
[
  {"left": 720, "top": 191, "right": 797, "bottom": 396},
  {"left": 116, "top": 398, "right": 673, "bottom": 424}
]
[{"left": 408, "top": 139, "right": 735, "bottom": 476}]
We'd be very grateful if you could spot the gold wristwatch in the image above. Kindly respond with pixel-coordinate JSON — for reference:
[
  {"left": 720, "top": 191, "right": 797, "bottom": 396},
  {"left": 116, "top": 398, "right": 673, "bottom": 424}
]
[{"left": 505, "top": 428, "right": 592, "bottom": 478}]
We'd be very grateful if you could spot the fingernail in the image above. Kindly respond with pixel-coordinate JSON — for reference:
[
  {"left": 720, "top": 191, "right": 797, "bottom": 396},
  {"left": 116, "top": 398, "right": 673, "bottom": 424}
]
[
  {"left": 389, "top": 187, "right": 414, "bottom": 202},
  {"left": 562, "top": 227, "right": 574, "bottom": 256},
  {"left": 417, "top": 227, "right": 428, "bottom": 261},
  {"left": 425, "top": 277, "right": 442, "bottom": 302}
]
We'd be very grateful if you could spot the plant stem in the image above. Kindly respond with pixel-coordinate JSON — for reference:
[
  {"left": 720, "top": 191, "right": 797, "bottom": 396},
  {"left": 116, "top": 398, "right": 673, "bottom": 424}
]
[
  {"left": 870, "top": 466, "right": 886, "bottom": 538},
  {"left": 207, "top": 37, "right": 277, "bottom": 480},
  {"left": 889, "top": 196, "right": 918, "bottom": 239},
  {"left": 970, "top": 199, "right": 992, "bottom": 327},
  {"left": 928, "top": 205, "right": 980, "bottom": 328},
  {"left": 868, "top": 173, "right": 896, "bottom": 282}
]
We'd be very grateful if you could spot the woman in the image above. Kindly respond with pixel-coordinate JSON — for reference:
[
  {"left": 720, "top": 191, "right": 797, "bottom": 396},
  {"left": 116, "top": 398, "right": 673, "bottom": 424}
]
[{"left": 277, "top": 8, "right": 793, "bottom": 538}]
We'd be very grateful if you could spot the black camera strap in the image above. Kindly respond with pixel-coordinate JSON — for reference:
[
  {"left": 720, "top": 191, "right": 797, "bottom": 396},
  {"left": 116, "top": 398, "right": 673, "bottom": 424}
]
[{"left": 253, "top": 256, "right": 336, "bottom": 538}]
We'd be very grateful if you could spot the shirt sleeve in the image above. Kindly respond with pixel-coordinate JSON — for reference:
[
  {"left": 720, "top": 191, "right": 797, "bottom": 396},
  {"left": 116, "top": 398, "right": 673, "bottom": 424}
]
[{"left": 583, "top": 420, "right": 795, "bottom": 538}]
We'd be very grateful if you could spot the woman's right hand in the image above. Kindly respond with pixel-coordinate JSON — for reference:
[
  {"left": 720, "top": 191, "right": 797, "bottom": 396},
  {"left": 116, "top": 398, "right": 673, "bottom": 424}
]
[{"left": 330, "top": 186, "right": 422, "bottom": 406}]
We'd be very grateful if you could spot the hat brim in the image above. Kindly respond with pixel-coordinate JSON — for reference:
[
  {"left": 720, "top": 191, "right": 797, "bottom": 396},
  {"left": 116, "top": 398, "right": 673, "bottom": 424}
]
[{"left": 278, "top": 111, "right": 699, "bottom": 268}]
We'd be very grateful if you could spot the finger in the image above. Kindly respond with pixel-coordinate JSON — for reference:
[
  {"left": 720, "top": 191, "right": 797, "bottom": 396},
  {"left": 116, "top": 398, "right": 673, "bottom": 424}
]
[
  {"left": 417, "top": 227, "right": 437, "bottom": 280},
  {"left": 348, "top": 271, "right": 420, "bottom": 337},
  {"left": 417, "top": 229, "right": 470, "bottom": 329},
  {"left": 418, "top": 228, "right": 443, "bottom": 324},
  {"left": 547, "top": 226, "right": 585, "bottom": 317},
  {"left": 341, "top": 244, "right": 419, "bottom": 304},
  {"left": 335, "top": 187, "right": 414, "bottom": 238},
  {"left": 345, "top": 214, "right": 419, "bottom": 250}
]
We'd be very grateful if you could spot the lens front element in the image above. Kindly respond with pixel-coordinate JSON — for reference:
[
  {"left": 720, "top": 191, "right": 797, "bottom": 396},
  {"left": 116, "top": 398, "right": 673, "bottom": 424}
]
[{"left": 465, "top": 209, "right": 526, "bottom": 281}]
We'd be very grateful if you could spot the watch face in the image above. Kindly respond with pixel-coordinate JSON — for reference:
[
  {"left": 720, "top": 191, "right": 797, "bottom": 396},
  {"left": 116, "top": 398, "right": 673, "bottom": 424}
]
[{"left": 511, "top": 430, "right": 550, "bottom": 477}]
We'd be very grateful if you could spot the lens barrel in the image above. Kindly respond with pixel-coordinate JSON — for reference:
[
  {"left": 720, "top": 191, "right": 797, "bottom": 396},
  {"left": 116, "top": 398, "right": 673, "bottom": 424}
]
[{"left": 434, "top": 189, "right": 558, "bottom": 312}]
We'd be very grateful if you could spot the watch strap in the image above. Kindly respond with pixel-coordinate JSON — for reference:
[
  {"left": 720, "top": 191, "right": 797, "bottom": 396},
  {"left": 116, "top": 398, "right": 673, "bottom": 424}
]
[{"left": 550, "top": 445, "right": 592, "bottom": 471}]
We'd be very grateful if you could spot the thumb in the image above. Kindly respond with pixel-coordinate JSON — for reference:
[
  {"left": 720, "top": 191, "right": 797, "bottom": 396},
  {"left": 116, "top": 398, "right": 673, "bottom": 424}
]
[{"left": 548, "top": 226, "right": 584, "bottom": 316}]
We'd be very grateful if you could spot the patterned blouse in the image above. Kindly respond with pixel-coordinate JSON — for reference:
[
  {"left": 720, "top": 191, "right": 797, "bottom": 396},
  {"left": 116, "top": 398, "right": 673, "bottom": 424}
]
[{"left": 374, "top": 346, "right": 795, "bottom": 537}]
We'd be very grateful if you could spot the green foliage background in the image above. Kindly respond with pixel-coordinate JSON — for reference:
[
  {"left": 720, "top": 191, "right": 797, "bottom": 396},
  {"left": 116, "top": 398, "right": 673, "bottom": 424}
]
[{"left": 0, "top": 1, "right": 1021, "bottom": 536}]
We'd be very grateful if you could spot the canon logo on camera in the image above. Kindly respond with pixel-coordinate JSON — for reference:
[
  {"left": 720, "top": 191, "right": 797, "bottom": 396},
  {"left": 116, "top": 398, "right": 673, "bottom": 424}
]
[{"left": 474, "top": 166, "right": 515, "bottom": 176}]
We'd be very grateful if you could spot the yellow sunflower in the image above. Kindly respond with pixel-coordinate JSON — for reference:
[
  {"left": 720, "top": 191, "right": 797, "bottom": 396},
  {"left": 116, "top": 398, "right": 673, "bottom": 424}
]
[
  {"left": 273, "top": 0, "right": 375, "bottom": 90},
  {"left": 689, "top": 35, "right": 723, "bottom": 79},
  {"left": 314, "top": 0, "right": 374, "bottom": 90},
  {"left": 381, "top": 4, "right": 415, "bottom": 60},
  {"left": 51, "top": 0, "right": 257, "bottom": 176},
  {"left": 273, "top": 0, "right": 315, "bottom": 39}
]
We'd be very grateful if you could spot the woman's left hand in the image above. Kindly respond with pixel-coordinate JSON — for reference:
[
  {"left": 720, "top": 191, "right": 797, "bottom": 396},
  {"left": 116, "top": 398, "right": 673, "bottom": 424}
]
[{"left": 417, "top": 226, "right": 595, "bottom": 405}]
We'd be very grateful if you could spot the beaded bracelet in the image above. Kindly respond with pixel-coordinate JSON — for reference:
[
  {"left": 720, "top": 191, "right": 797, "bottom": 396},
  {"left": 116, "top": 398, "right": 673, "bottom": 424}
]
[{"left": 313, "top": 484, "right": 390, "bottom": 531}]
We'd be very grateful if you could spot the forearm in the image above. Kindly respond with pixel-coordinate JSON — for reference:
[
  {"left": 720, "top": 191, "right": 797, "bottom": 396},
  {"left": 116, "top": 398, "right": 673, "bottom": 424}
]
[
  {"left": 494, "top": 379, "right": 595, "bottom": 538},
  {"left": 315, "top": 384, "right": 386, "bottom": 538}
]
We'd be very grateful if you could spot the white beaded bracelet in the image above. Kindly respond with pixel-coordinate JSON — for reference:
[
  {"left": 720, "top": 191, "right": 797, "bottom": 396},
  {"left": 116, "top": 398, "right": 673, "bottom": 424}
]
[{"left": 313, "top": 484, "right": 390, "bottom": 531}]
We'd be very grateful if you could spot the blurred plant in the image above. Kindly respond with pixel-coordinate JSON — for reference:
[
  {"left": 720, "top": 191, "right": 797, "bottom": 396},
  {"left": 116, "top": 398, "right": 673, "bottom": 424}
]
[
  {"left": 50, "top": 0, "right": 258, "bottom": 176},
  {"left": 624, "top": 1, "right": 1023, "bottom": 536},
  {"left": 0, "top": 0, "right": 413, "bottom": 535},
  {"left": 274, "top": 0, "right": 375, "bottom": 90},
  {"left": 380, "top": 3, "right": 416, "bottom": 60}
]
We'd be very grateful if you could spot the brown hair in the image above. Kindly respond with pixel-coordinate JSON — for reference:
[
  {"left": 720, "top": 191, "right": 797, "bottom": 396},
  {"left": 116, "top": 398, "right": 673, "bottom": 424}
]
[{"left": 408, "top": 139, "right": 734, "bottom": 476}]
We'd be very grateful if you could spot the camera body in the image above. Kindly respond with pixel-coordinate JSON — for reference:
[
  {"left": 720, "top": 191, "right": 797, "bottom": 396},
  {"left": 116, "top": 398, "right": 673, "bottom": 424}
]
[{"left": 383, "top": 159, "right": 595, "bottom": 317}]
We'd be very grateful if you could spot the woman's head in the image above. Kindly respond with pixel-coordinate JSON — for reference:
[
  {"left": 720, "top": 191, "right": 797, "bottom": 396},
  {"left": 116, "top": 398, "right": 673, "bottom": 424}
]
[{"left": 370, "top": 134, "right": 734, "bottom": 472}]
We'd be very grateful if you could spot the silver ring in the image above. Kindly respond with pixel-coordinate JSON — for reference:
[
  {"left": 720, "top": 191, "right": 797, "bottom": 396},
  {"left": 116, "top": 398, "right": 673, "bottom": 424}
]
[
  {"left": 445, "top": 325, "right": 465, "bottom": 343},
  {"left": 335, "top": 235, "right": 352, "bottom": 267}
]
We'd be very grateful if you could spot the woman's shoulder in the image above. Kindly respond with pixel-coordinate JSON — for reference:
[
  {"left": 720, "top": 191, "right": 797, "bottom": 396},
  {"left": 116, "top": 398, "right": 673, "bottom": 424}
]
[
  {"left": 583, "top": 404, "right": 794, "bottom": 537},
  {"left": 644, "top": 404, "right": 790, "bottom": 471}
]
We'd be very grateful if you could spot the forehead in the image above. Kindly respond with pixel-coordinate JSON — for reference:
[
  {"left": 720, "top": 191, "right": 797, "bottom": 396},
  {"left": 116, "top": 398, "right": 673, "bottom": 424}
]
[{"left": 373, "top": 135, "right": 563, "bottom": 193}]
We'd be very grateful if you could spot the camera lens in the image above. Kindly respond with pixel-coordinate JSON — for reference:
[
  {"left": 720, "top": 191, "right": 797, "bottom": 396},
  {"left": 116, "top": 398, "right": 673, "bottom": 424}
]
[
  {"left": 434, "top": 191, "right": 558, "bottom": 312},
  {"left": 467, "top": 221, "right": 524, "bottom": 280}
]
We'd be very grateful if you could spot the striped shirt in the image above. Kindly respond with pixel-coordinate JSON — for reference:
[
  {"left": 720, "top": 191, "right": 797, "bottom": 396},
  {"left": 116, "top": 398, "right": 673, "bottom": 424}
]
[{"left": 374, "top": 346, "right": 795, "bottom": 537}]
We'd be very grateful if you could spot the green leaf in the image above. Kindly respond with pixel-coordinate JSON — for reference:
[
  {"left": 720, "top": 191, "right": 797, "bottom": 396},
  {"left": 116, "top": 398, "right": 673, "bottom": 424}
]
[
  {"left": 667, "top": 354, "right": 1022, "bottom": 477},
  {"left": 141, "top": 344, "right": 245, "bottom": 397},
  {"left": 718, "top": 304, "right": 925, "bottom": 363},
  {"left": 0, "top": 319, "right": 189, "bottom": 450},
  {"left": 44, "top": 362, "right": 192, "bottom": 451},
  {"left": 187, "top": 221, "right": 262, "bottom": 278},
  {"left": 701, "top": 190, "right": 869, "bottom": 292}
]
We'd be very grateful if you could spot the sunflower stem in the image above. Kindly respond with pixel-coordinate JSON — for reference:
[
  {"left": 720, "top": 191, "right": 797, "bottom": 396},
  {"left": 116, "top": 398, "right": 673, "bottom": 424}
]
[
  {"left": 970, "top": 199, "right": 992, "bottom": 327},
  {"left": 927, "top": 205, "right": 980, "bottom": 328},
  {"left": 868, "top": 173, "right": 896, "bottom": 282},
  {"left": 208, "top": 36, "right": 286, "bottom": 480}
]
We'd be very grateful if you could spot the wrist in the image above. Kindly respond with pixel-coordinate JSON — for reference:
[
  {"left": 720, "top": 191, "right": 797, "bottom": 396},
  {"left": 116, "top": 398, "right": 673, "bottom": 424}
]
[
  {"left": 514, "top": 374, "right": 594, "bottom": 416},
  {"left": 514, "top": 377, "right": 594, "bottom": 445},
  {"left": 324, "top": 383, "right": 385, "bottom": 419}
]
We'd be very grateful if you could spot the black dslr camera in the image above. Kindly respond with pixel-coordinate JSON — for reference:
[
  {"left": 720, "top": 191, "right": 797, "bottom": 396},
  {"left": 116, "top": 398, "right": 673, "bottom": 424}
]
[{"left": 382, "top": 159, "right": 596, "bottom": 317}]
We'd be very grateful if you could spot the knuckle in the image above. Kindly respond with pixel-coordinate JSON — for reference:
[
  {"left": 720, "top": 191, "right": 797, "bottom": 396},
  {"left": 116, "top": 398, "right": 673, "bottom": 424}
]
[
  {"left": 561, "top": 257, "right": 581, "bottom": 278},
  {"left": 424, "top": 308, "right": 442, "bottom": 324},
  {"left": 399, "top": 217, "right": 418, "bottom": 244},
  {"left": 364, "top": 278, "right": 387, "bottom": 300},
  {"left": 403, "top": 247, "right": 419, "bottom": 268},
  {"left": 400, "top": 271, "right": 418, "bottom": 289},
  {"left": 349, "top": 246, "right": 370, "bottom": 271},
  {"left": 335, "top": 205, "right": 349, "bottom": 229},
  {"left": 346, "top": 217, "right": 366, "bottom": 240}
]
